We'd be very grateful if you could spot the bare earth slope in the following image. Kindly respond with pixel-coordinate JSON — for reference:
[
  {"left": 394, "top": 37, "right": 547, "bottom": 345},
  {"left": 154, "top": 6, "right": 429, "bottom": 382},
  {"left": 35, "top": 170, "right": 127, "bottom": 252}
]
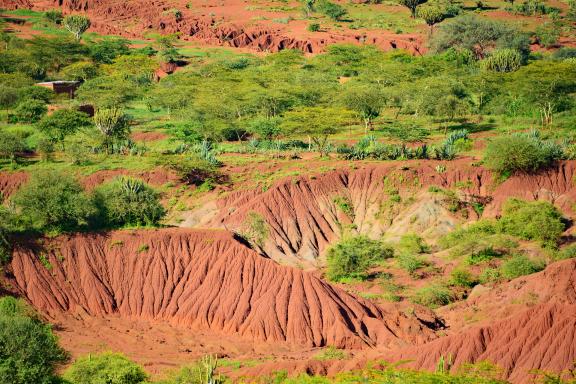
[
  {"left": 8, "top": 228, "right": 436, "bottom": 349},
  {"left": 385, "top": 259, "right": 576, "bottom": 383},
  {"left": 209, "top": 161, "right": 576, "bottom": 266},
  {"left": 232, "top": 260, "right": 576, "bottom": 383},
  {"left": 439, "top": 258, "right": 576, "bottom": 330},
  {"left": 385, "top": 303, "right": 576, "bottom": 383}
]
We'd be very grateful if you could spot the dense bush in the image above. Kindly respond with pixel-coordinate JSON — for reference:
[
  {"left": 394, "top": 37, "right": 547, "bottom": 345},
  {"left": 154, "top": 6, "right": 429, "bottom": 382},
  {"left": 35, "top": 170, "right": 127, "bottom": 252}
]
[
  {"left": 0, "top": 131, "right": 26, "bottom": 163},
  {"left": 450, "top": 267, "right": 477, "bottom": 287},
  {"left": 326, "top": 235, "right": 394, "bottom": 281},
  {"left": 317, "top": 0, "right": 347, "bottom": 20},
  {"left": 412, "top": 284, "right": 454, "bottom": 308},
  {"left": 500, "top": 254, "right": 545, "bottom": 279},
  {"left": 94, "top": 177, "right": 166, "bottom": 227},
  {"left": 484, "top": 133, "right": 563, "bottom": 175},
  {"left": 481, "top": 49, "right": 522, "bottom": 72},
  {"left": 160, "top": 156, "right": 221, "bottom": 186},
  {"left": 12, "top": 171, "right": 96, "bottom": 232},
  {"left": 63, "top": 352, "right": 147, "bottom": 384},
  {"left": 36, "top": 109, "right": 93, "bottom": 149},
  {"left": 0, "top": 297, "right": 67, "bottom": 384},
  {"left": 11, "top": 98, "right": 48, "bottom": 123},
  {"left": 497, "top": 199, "right": 564, "bottom": 247}
]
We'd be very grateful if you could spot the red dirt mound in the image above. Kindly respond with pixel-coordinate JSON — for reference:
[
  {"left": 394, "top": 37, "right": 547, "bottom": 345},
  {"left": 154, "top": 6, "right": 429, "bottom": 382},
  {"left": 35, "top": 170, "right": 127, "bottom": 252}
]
[
  {"left": 8, "top": 228, "right": 438, "bottom": 349},
  {"left": 208, "top": 161, "right": 576, "bottom": 266},
  {"left": 384, "top": 303, "right": 576, "bottom": 383},
  {"left": 439, "top": 258, "right": 576, "bottom": 330},
  {"left": 0, "top": 171, "right": 28, "bottom": 198}
]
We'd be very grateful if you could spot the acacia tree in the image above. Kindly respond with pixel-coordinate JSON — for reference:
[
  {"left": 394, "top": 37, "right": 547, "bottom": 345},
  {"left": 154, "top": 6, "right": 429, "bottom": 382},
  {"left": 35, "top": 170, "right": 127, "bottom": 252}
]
[
  {"left": 398, "top": 0, "right": 428, "bottom": 18},
  {"left": 281, "top": 106, "right": 354, "bottom": 156},
  {"left": 302, "top": 0, "right": 316, "bottom": 18},
  {"left": 36, "top": 109, "right": 93, "bottom": 150},
  {"left": 63, "top": 15, "right": 91, "bottom": 41},
  {"left": 418, "top": 7, "right": 445, "bottom": 34},
  {"left": 340, "top": 85, "right": 386, "bottom": 134},
  {"left": 94, "top": 108, "right": 130, "bottom": 152}
]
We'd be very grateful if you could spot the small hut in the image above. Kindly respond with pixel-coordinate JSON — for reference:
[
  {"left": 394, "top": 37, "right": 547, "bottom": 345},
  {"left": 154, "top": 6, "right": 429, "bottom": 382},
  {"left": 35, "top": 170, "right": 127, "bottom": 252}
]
[{"left": 35, "top": 81, "right": 80, "bottom": 99}]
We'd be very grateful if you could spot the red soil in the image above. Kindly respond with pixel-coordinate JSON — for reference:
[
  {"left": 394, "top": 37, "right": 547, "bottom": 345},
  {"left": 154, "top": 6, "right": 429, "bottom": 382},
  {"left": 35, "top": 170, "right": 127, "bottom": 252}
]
[
  {"left": 382, "top": 303, "right": 576, "bottom": 383},
  {"left": 8, "top": 228, "right": 438, "bottom": 349},
  {"left": 439, "top": 258, "right": 576, "bottom": 331},
  {"left": 130, "top": 131, "right": 169, "bottom": 142},
  {"left": 233, "top": 259, "right": 576, "bottom": 383},
  {"left": 0, "top": 171, "right": 28, "bottom": 198},
  {"left": 18, "top": 0, "right": 423, "bottom": 54},
  {"left": 81, "top": 167, "right": 179, "bottom": 190},
  {"left": 208, "top": 160, "right": 576, "bottom": 266}
]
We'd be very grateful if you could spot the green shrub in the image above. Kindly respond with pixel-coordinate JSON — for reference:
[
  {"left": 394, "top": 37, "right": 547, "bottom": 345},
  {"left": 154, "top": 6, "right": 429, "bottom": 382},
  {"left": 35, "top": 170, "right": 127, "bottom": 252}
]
[
  {"left": 94, "top": 177, "right": 166, "bottom": 227},
  {"left": 156, "top": 355, "right": 222, "bottom": 384},
  {"left": 396, "top": 253, "right": 427, "bottom": 275},
  {"left": 12, "top": 99, "right": 48, "bottom": 123},
  {"left": 450, "top": 267, "right": 477, "bottom": 288},
  {"left": 317, "top": 0, "right": 347, "bottom": 20},
  {"left": 273, "top": 363, "right": 508, "bottom": 383},
  {"left": 307, "top": 23, "right": 321, "bottom": 32},
  {"left": 535, "top": 23, "right": 560, "bottom": 48},
  {"left": 484, "top": 133, "right": 563, "bottom": 175},
  {"left": 160, "top": 156, "right": 220, "bottom": 186},
  {"left": 479, "top": 267, "right": 501, "bottom": 283},
  {"left": 334, "top": 195, "right": 354, "bottom": 218},
  {"left": 500, "top": 254, "right": 544, "bottom": 279},
  {"left": 514, "top": 0, "right": 555, "bottom": 15},
  {"left": 0, "top": 297, "right": 67, "bottom": 384},
  {"left": 239, "top": 211, "right": 269, "bottom": 248},
  {"left": 314, "top": 346, "right": 348, "bottom": 361},
  {"left": 398, "top": 233, "right": 429, "bottom": 254},
  {"left": 248, "top": 117, "right": 282, "bottom": 140},
  {"left": 0, "top": 131, "right": 26, "bottom": 163},
  {"left": 36, "top": 109, "right": 93, "bottom": 149},
  {"left": 497, "top": 199, "right": 564, "bottom": 247},
  {"left": 412, "top": 284, "right": 454, "bottom": 308},
  {"left": 44, "top": 10, "right": 63, "bottom": 24},
  {"left": 326, "top": 235, "right": 394, "bottom": 281},
  {"left": 481, "top": 49, "right": 522, "bottom": 72},
  {"left": 63, "top": 352, "right": 148, "bottom": 384},
  {"left": 554, "top": 244, "right": 576, "bottom": 260},
  {"left": 12, "top": 170, "right": 96, "bottom": 232},
  {"left": 466, "top": 247, "right": 501, "bottom": 265}
]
